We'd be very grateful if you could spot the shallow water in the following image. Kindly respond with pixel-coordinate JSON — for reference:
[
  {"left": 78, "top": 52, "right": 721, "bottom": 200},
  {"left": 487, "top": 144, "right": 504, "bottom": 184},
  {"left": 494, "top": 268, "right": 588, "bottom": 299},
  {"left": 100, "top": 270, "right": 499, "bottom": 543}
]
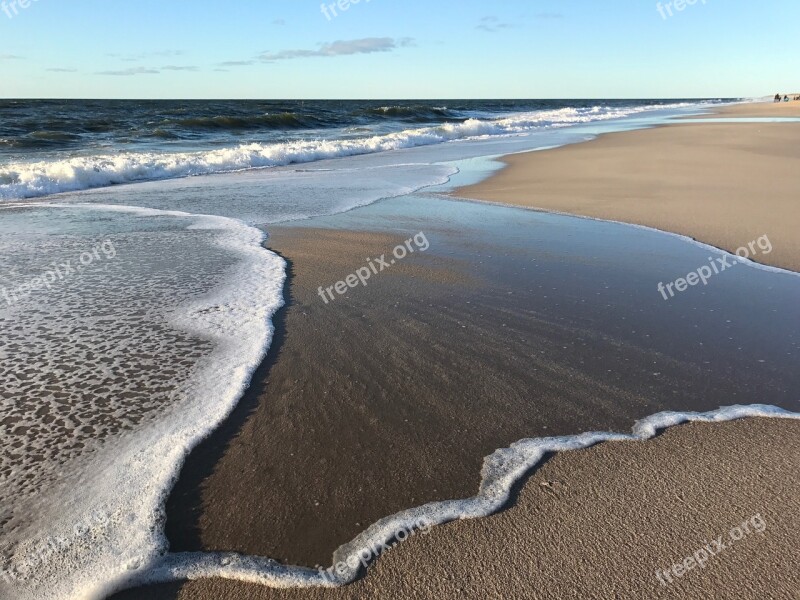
[{"left": 0, "top": 204, "right": 285, "bottom": 599}]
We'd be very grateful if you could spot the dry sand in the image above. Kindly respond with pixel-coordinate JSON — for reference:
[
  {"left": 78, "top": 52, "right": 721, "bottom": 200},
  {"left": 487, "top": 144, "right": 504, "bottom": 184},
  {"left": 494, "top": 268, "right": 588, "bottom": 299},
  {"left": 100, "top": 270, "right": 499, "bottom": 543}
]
[
  {"left": 707, "top": 99, "right": 800, "bottom": 117},
  {"left": 119, "top": 417, "right": 800, "bottom": 600},
  {"left": 456, "top": 116, "right": 800, "bottom": 272}
]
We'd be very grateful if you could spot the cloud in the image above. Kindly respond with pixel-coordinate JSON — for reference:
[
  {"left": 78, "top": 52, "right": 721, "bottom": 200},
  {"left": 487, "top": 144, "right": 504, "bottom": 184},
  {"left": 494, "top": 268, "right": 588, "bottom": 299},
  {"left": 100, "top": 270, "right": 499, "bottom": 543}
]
[
  {"left": 217, "top": 60, "right": 255, "bottom": 67},
  {"left": 96, "top": 67, "right": 160, "bottom": 76},
  {"left": 161, "top": 65, "right": 199, "bottom": 72},
  {"left": 272, "top": 18, "right": 286, "bottom": 25},
  {"left": 0, "top": 54, "right": 23, "bottom": 60},
  {"left": 105, "top": 50, "right": 184, "bottom": 62},
  {"left": 258, "top": 37, "right": 412, "bottom": 62},
  {"left": 477, "top": 16, "right": 512, "bottom": 32},
  {"left": 46, "top": 67, "right": 78, "bottom": 73}
]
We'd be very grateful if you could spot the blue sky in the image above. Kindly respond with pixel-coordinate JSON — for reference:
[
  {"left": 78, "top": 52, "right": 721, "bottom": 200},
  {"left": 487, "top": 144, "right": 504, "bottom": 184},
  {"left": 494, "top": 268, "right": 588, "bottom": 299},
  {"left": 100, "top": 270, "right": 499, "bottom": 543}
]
[{"left": 0, "top": 0, "right": 797, "bottom": 98}]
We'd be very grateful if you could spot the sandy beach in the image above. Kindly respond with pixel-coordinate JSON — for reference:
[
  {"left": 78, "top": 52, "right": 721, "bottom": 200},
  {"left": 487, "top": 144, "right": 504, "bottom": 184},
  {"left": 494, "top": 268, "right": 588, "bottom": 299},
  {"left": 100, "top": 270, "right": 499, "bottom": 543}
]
[
  {"left": 457, "top": 105, "right": 800, "bottom": 271},
  {"left": 4, "top": 3, "right": 800, "bottom": 598},
  {"left": 704, "top": 99, "right": 800, "bottom": 117},
  {"left": 120, "top": 417, "right": 800, "bottom": 600},
  {"left": 111, "top": 105, "right": 800, "bottom": 598}
]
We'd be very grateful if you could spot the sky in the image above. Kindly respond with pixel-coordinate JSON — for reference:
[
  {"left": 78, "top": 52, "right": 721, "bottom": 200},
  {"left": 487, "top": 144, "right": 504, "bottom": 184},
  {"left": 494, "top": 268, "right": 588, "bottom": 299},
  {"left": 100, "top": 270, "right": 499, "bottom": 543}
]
[{"left": 0, "top": 0, "right": 798, "bottom": 99}]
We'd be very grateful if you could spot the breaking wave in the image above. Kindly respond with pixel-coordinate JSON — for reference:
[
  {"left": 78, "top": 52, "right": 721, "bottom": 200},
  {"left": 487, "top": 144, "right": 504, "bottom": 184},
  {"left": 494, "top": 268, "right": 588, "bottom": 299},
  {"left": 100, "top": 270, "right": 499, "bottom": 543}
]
[{"left": 0, "top": 102, "right": 699, "bottom": 200}]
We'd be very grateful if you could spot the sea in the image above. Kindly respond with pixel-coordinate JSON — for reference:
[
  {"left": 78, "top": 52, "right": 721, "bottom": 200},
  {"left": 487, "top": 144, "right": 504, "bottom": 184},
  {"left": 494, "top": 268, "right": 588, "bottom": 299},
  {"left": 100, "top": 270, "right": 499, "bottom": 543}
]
[{"left": 0, "top": 99, "right": 735, "bottom": 200}]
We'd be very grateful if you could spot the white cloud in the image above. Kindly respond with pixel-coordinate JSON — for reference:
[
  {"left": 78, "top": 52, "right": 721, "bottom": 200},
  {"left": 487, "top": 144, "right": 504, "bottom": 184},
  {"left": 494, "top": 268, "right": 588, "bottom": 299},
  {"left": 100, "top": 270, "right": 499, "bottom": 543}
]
[
  {"left": 477, "top": 16, "right": 512, "bottom": 32},
  {"left": 161, "top": 65, "right": 200, "bottom": 72},
  {"left": 258, "top": 37, "right": 413, "bottom": 62},
  {"left": 96, "top": 67, "right": 160, "bottom": 76}
]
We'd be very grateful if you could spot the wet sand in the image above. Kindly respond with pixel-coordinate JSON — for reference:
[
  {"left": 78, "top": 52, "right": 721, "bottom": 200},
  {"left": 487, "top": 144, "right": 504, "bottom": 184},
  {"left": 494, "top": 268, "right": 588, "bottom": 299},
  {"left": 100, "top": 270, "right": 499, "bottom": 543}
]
[
  {"left": 120, "top": 417, "right": 800, "bottom": 600},
  {"left": 163, "top": 224, "right": 663, "bottom": 569},
  {"left": 456, "top": 118, "right": 800, "bottom": 271},
  {"left": 154, "top": 198, "right": 799, "bottom": 566}
]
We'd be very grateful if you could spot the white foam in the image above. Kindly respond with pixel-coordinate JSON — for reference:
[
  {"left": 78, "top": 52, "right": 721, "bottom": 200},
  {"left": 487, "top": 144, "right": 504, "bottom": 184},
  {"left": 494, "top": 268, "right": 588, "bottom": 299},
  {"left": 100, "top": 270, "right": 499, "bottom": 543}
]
[
  {"left": 0, "top": 203, "right": 286, "bottom": 600},
  {"left": 110, "top": 404, "right": 799, "bottom": 594},
  {"left": 0, "top": 103, "right": 701, "bottom": 201}
]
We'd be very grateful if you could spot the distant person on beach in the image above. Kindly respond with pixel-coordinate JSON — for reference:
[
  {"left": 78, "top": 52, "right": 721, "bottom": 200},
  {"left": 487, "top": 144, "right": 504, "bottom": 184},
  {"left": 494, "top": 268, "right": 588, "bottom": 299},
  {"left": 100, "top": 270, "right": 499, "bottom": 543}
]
[
  {"left": 774, "top": 93, "right": 782, "bottom": 102},
  {"left": 784, "top": 95, "right": 790, "bottom": 102}
]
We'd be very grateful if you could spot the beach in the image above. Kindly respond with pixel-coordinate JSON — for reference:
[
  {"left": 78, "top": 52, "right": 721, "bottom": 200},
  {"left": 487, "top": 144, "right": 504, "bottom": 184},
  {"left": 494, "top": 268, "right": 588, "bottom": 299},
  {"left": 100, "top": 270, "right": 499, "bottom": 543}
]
[
  {"left": 1, "top": 98, "right": 798, "bottom": 600},
  {"left": 2, "top": 0, "right": 800, "bottom": 596},
  {"left": 122, "top": 417, "right": 800, "bottom": 600},
  {"left": 705, "top": 99, "right": 800, "bottom": 117},
  {"left": 110, "top": 102, "right": 800, "bottom": 600},
  {"left": 457, "top": 110, "right": 800, "bottom": 271}
]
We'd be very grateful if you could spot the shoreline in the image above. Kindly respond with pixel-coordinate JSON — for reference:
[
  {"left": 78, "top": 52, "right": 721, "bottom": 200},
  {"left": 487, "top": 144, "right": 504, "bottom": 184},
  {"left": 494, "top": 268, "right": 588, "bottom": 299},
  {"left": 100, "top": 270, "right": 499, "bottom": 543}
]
[
  {"left": 158, "top": 202, "right": 799, "bottom": 569},
  {"left": 114, "top": 414, "right": 800, "bottom": 600},
  {"left": 689, "top": 99, "right": 800, "bottom": 118},
  {"left": 110, "top": 102, "right": 800, "bottom": 599},
  {"left": 443, "top": 193, "right": 800, "bottom": 281},
  {"left": 454, "top": 102, "right": 800, "bottom": 272}
]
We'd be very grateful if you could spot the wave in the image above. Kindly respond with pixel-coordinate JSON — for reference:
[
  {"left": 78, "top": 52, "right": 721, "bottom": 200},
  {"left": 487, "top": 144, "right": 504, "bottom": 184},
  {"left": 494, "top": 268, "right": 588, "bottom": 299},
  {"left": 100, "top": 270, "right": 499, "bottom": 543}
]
[
  {"left": 0, "top": 131, "right": 84, "bottom": 150},
  {"left": 354, "top": 105, "right": 460, "bottom": 122},
  {"left": 143, "top": 128, "right": 182, "bottom": 140},
  {"left": 112, "top": 404, "right": 799, "bottom": 595},
  {"left": 6, "top": 118, "right": 132, "bottom": 136},
  {"left": 163, "top": 112, "right": 323, "bottom": 131},
  {"left": 0, "top": 103, "right": 697, "bottom": 200}
]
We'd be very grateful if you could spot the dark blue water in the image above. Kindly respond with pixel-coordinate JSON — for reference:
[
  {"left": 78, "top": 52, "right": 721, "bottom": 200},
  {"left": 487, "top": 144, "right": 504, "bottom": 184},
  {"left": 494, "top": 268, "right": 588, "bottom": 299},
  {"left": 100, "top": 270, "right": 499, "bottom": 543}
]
[
  {"left": 0, "top": 98, "right": 734, "bottom": 200},
  {"left": 0, "top": 98, "right": 732, "bottom": 157}
]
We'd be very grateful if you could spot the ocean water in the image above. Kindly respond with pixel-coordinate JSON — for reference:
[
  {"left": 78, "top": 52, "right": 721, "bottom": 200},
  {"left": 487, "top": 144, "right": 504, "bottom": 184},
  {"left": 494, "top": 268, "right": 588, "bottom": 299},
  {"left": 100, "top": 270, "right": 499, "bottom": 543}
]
[
  {"left": 0, "top": 99, "right": 727, "bottom": 200},
  {"left": 3, "top": 98, "right": 781, "bottom": 599}
]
